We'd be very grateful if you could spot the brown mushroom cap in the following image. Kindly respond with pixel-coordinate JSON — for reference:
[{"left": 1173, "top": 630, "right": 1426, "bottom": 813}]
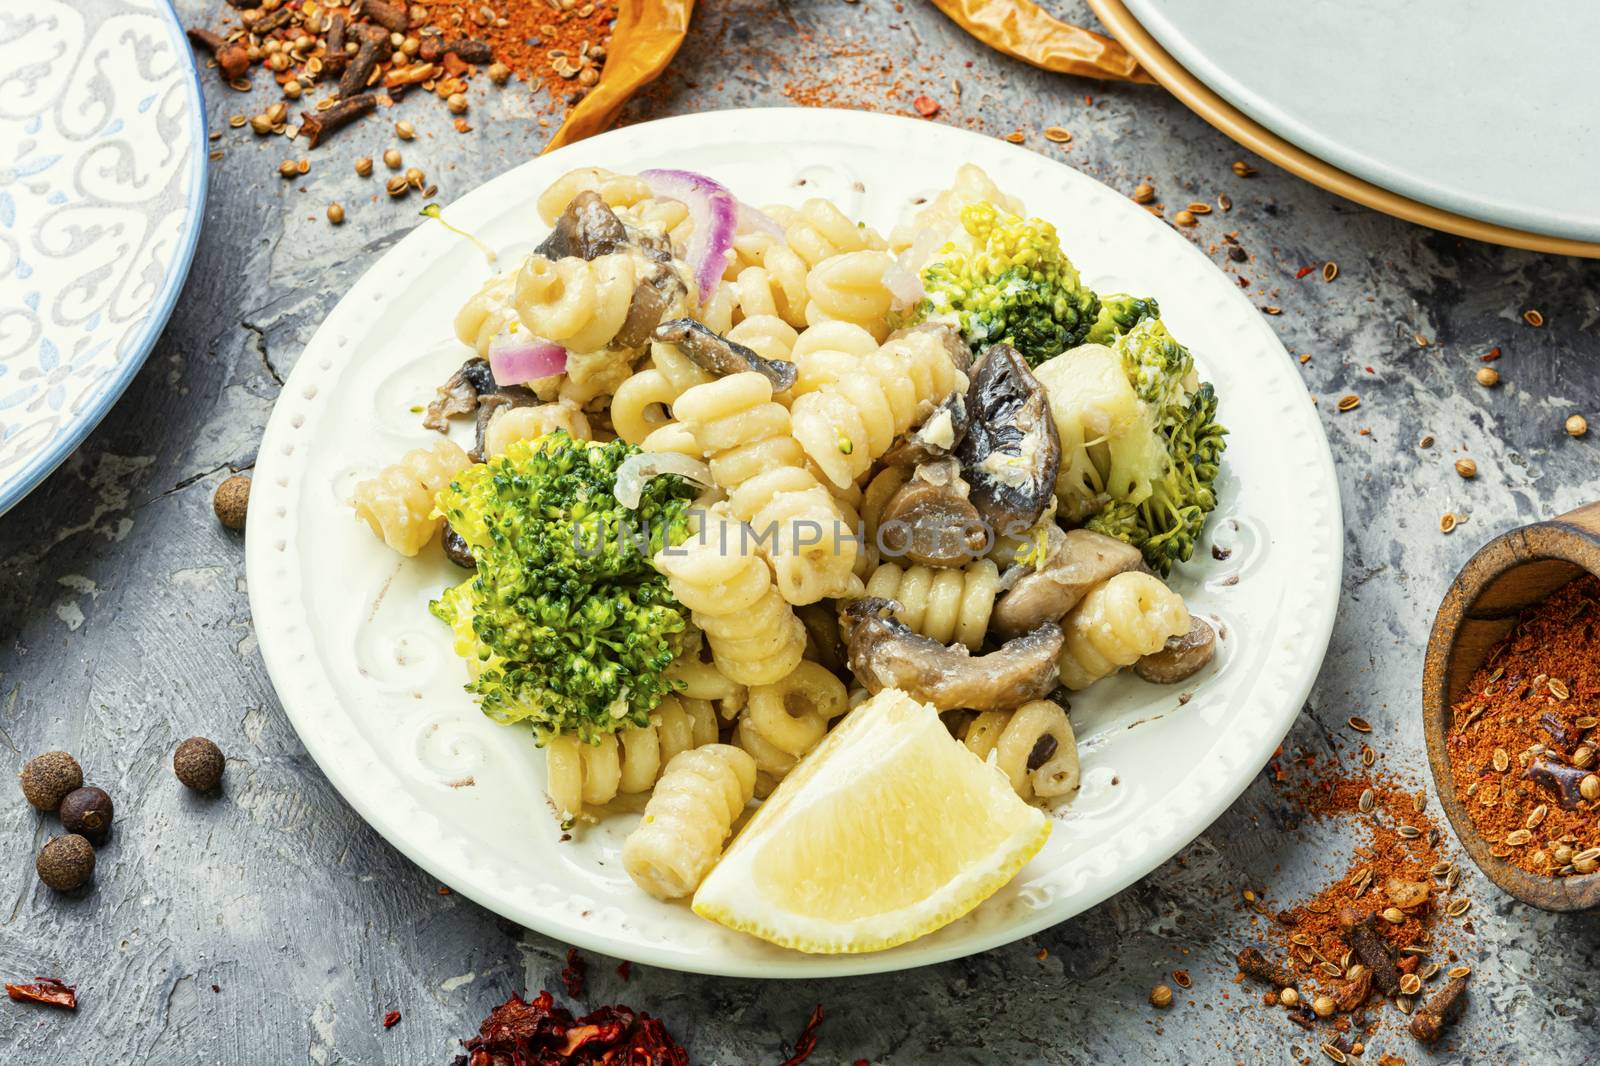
[
  {"left": 653, "top": 318, "right": 797, "bottom": 391},
  {"left": 955, "top": 344, "right": 1061, "bottom": 536},
  {"left": 992, "top": 528, "right": 1145, "bottom": 639},
  {"left": 879, "top": 393, "right": 971, "bottom": 468},
  {"left": 844, "top": 597, "right": 1063, "bottom": 712},
  {"left": 875, "top": 460, "right": 988, "bottom": 568},
  {"left": 534, "top": 189, "right": 629, "bottom": 261},
  {"left": 1133, "top": 616, "right": 1217, "bottom": 684}
]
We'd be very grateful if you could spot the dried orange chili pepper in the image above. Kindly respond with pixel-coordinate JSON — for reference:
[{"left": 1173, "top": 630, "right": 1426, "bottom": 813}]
[
  {"left": 930, "top": 0, "right": 1153, "bottom": 83},
  {"left": 545, "top": 0, "right": 695, "bottom": 151}
]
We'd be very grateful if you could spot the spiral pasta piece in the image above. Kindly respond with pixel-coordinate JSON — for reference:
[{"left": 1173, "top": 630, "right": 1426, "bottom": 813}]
[
  {"left": 960, "top": 699, "right": 1080, "bottom": 801},
  {"left": 544, "top": 695, "right": 720, "bottom": 819},
  {"left": 536, "top": 166, "right": 651, "bottom": 225},
  {"left": 514, "top": 252, "right": 639, "bottom": 354},
  {"left": 671, "top": 373, "right": 858, "bottom": 603},
  {"left": 622, "top": 744, "right": 757, "bottom": 900},
  {"left": 732, "top": 661, "right": 849, "bottom": 788},
  {"left": 784, "top": 198, "right": 887, "bottom": 268},
  {"left": 789, "top": 330, "right": 966, "bottom": 488},
  {"left": 863, "top": 559, "right": 1000, "bottom": 652},
  {"left": 482, "top": 401, "right": 592, "bottom": 458},
  {"left": 804, "top": 250, "right": 897, "bottom": 341},
  {"left": 1057, "top": 571, "right": 1190, "bottom": 690},
  {"left": 454, "top": 273, "right": 520, "bottom": 357},
  {"left": 655, "top": 512, "right": 807, "bottom": 684},
  {"left": 351, "top": 438, "right": 471, "bottom": 556},
  {"left": 788, "top": 320, "right": 879, "bottom": 399},
  {"left": 727, "top": 314, "right": 799, "bottom": 365}
]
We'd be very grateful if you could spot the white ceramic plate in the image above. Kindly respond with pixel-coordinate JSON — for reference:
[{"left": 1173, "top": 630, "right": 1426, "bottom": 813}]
[
  {"left": 0, "top": 0, "right": 207, "bottom": 515},
  {"left": 1122, "top": 0, "right": 1600, "bottom": 243},
  {"left": 246, "top": 108, "right": 1342, "bottom": 977}
]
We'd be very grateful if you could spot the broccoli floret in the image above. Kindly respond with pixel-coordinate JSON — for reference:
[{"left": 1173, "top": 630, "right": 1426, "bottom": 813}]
[
  {"left": 1084, "top": 381, "right": 1226, "bottom": 575},
  {"left": 430, "top": 432, "right": 697, "bottom": 743},
  {"left": 915, "top": 202, "right": 1099, "bottom": 366},
  {"left": 1085, "top": 293, "right": 1160, "bottom": 346},
  {"left": 1114, "top": 316, "right": 1195, "bottom": 418}
]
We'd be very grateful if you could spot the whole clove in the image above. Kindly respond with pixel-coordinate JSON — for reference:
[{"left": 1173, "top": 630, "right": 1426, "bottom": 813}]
[
  {"left": 301, "top": 93, "right": 378, "bottom": 148},
  {"left": 357, "top": 0, "right": 411, "bottom": 33},
  {"left": 224, "top": 0, "right": 263, "bottom": 8},
  {"left": 339, "top": 27, "right": 393, "bottom": 99},
  {"left": 1407, "top": 975, "right": 1468, "bottom": 1043},
  {"left": 252, "top": 6, "right": 293, "bottom": 34},
  {"left": 1525, "top": 755, "right": 1590, "bottom": 809},
  {"left": 322, "top": 13, "right": 349, "bottom": 73},
  {"left": 1338, "top": 908, "right": 1401, "bottom": 997},
  {"left": 1235, "top": 946, "right": 1295, "bottom": 988},
  {"left": 186, "top": 27, "right": 251, "bottom": 82},
  {"left": 441, "top": 38, "right": 493, "bottom": 64}
]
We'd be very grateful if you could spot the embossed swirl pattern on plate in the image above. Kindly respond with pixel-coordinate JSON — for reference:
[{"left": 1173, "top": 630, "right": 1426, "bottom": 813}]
[
  {"left": 0, "top": 0, "right": 205, "bottom": 513},
  {"left": 247, "top": 109, "right": 1344, "bottom": 978}
]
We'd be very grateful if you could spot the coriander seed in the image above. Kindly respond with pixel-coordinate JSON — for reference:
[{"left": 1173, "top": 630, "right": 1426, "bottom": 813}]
[
  {"left": 396, "top": 120, "right": 415, "bottom": 140},
  {"left": 284, "top": 79, "right": 302, "bottom": 99},
  {"left": 1149, "top": 984, "right": 1173, "bottom": 1008},
  {"left": 1312, "top": 995, "right": 1334, "bottom": 1018},
  {"left": 327, "top": 202, "right": 345, "bottom": 225},
  {"left": 1581, "top": 774, "right": 1600, "bottom": 802},
  {"left": 250, "top": 113, "right": 273, "bottom": 135},
  {"left": 405, "top": 166, "right": 425, "bottom": 190},
  {"left": 1174, "top": 209, "right": 1197, "bottom": 227},
  {"left": 1476, "top": 367, "right": 1500, "bottom": 387},
  {"left": 1279, "top": 988, "right": 1299, "bottom": 1007},
  {"left": 447, "top": 92, "right": 468, "bottom": 114},
  {"left": 1132, "top": 182, "right": 1154, "bottom": 204},
  {"left": 1566, "top": 414, "right": 1588, "bottom": 438},
  {"left": 355, "top": 156, "right": 374, "bottom": 177},
  {"left": 383, "top": 148, "right": 403, "bottom": 169},
  {"left": 278, "top": 159, "right": 299, "bottom": 179},
  {"left": 488, "top": 61, "right": 511, "bottom": 85},
  {"left": 386, "top": 175, "right": 410, "bottom": 197},
  {"left": 1454, "top": 458, "right": 1477, "bottom": 478}
]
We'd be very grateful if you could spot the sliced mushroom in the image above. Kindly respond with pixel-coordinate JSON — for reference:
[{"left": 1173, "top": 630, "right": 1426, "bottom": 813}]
[
  {"left": 888, "top": 321, "right": 973, "bottom": 373},
  {"left": 879, "top": 393, "right": 970, "bottom": 467},
  {"left": 534, "top": 189, "right": 629, "bottom": 261},
  {"left": 992, "top": 528, "right": 1145, "bottom": 639},
  {"left": 844, "top": 597, "right": 1063, "bottom": 712},
  {"left": 652, "top": 318, "right": 797, "bottom": 390},
  {"left": 955, "top": 343, "right": 1061, "bottom": 536},
  {"left": 470, "top": 389, "right": 539, "bottom": 461},
  {"left": 875, "top": 459, "right": 988, "bottom": 568},
  {"left": 442, "top": 523, "right": 475, "bottom": 569},
  {"left": 1133, "top": 616, "right": 1216, "bottom": 684},
  {"left": 423, "top": 357, "right": 539, "bottom": 456}
]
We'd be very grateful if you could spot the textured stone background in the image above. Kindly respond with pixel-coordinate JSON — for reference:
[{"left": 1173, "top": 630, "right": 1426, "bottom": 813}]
[{"left": 4, "top": 1, "right": 1599, "bottom": 1062}]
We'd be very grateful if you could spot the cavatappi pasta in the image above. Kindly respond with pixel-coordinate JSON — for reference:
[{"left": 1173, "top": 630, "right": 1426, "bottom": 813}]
[{"left": 353, "top": 163, "right": 1225, "bottom": 916}]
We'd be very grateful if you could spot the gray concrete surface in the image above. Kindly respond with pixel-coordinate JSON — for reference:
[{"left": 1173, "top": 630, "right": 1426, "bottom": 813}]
[{"left": 4, "top": 1, "right": 1599, "bottom": 1062}]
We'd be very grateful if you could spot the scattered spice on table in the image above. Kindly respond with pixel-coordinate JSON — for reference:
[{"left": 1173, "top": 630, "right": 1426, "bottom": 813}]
[
  {"left": 383, "top": 1009, "right": 402, "bottom": 1028},
  {"left": 615, "top": 960, "right": 632, "bottom": 982},
  {"left": 1447, "top": 573, "right": 1600, "bottom": 877},
  {"left": 6, "top": 978, "right": 78, "bottom": 1011},
  {"left": 778, "top": 1004, "right": 824, "bottom": 1066},
  {"left": 450, "top": 990, "right": 688, "bottom": 1065}
]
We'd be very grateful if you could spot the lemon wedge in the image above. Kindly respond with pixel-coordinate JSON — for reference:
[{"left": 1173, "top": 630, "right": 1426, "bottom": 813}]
[{"left": 692, "top": 688, "right": 1050, "bottom": 953}]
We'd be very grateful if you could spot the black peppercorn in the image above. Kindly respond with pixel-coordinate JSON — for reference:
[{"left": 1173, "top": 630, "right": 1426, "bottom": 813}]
[
  {"left": 19, "top": 751, "right": 83, "bottom": 812},
  {"left": 174, "top": 737, "right": 226, "bottom": 791},
  {"left": 59, "top": 786, "right": 114, "bottom": 845},
  {"left": 36, "top": 835, "right": 95, "bottom": 892}
]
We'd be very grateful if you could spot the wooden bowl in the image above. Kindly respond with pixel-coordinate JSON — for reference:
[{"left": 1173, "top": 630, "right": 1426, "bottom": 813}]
[{"left": 1423, "top": 501, "right": 1600, "bottom": 911}]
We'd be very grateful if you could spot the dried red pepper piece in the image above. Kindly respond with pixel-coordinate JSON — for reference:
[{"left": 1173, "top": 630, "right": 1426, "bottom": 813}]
[
  {"left": 561, "top": 947, "right": 587, "bottom": 1001},
  {"left": 383, "top": 1009, "right": 402, "bottom": 1029},
  {"left": 6, "top": 977, "right": 77, "bottom": 1010},
  {"left": 778, "top": 1005, "right": 824, "bottom": 1066},
  {"left": 453, "top": 989, "right": 688, "bottom": 1066},
  {"left": 913, "top": 95, "right": 941, "bottom": 118},
  {"left": 1295, "top": 265, "right": 1315, "bottom": 278}
]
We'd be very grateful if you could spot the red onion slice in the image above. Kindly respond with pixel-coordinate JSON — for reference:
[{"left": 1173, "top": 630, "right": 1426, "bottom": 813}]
[
  {"left": 639, "top": 168, "right": 739, "bottom": 302},
  {"left": 488, "top": 326, "right": 567, "bottom": 386}
]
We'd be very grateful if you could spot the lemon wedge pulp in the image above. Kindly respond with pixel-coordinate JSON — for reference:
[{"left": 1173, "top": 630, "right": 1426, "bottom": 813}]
[{"left": 692, "top": 688, "right": 1050, "bottom": 954}]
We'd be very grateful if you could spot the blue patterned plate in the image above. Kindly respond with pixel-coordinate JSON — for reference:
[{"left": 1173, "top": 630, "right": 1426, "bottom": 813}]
[{"left": 0, "top": 0, "right": 207, "bottom": 515}]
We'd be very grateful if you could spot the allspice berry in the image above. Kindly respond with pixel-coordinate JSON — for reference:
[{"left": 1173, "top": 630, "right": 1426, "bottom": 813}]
[
  {"left": 59, "top": 786, "right": 114, "bottom": 846},
  {"left": 20, "top": 751, "right": 82, "bottom": 811},
  {"left": 1149, "top": 984, "right": 1173, "bottom": 1008},
  {"left": 174, "top": 737, "right": 226, "bottom": 792},
  {"left": 213, "top": 474, "right": 251, "bottom": 531},
  {"left": 36, "top": 835, "right": 95, "bottom": 892}
]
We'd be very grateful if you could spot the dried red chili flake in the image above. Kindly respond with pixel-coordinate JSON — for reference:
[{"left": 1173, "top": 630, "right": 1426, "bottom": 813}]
[
  {"left": 452, "top": 991, "right": 688, "bottom": 1066},
  {"left": 615, "top": 961, "right": 632, "bottom": 982},
  {"left": 6, "top": 978, "right": 77, "bottom": 1010},
  {"left": 778, "top": 1005, "right": 824, "bottom": 1066},
  {"left": 912, "top": 95, "right": 940, "bottom": 118},
  {"left": 383, "top": 1010, "right": 402, "bottom": 1029},
  {"left": 561, "top": 947, "right": 587, "bottom": 1001},
  {"left": 1295, "top": 265, "right": 1315, "bottom": 279},
  {"left": 1481, "top": 347, "right": 1502, "bottom": 362}
]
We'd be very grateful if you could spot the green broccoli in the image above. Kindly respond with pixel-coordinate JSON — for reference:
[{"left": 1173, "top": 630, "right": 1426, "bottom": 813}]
[
  {"left": 1114, "top": 315, "right": 1196, "bottom": 419},
  {"left": 915, "top": 201, "right": 1099, "bottom": 366},
  {"left": 1085, "top": 293, "right": 1160, "bottom": 346},
  {"left": 430, "top": 432, "right": 697, "bottom": 743},
  {"left": 1084, "top": 382, "right": 1226, "bottom": 575}
]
